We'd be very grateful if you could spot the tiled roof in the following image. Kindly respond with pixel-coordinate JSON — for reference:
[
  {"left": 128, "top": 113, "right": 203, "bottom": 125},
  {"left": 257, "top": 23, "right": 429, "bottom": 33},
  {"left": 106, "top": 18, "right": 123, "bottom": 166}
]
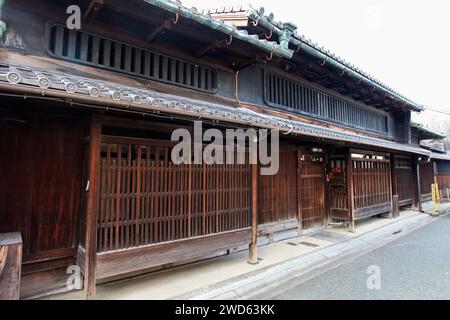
[
  {"left": 177, "top": 2, "right": 423, "bottom": 112},
  {"left": 431, "top": 152, "right": 450, "bottom": 161},
  {"left": 411, "top": 122, "right": 446, "bottom": 139},
  {"left": 0, "top": 61, "right": 431, "bottom": 157},
  {"left": 142, "top": 0, "right": 293, "bottom": 59}
]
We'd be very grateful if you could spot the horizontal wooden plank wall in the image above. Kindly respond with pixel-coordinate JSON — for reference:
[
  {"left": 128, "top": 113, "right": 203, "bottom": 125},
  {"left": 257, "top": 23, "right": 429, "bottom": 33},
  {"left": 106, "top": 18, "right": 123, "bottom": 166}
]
[
  {"left": 352, "top": 154, "right": 392, "bottom": 219},
  {"left": 96, "top": 229, "right": 251, "bottom": 279},
  {"left": 394, "top": 155, "right": 415, "bottom": 206},
  {"left": 97, "top": 136, "right": 252, "bottom": 253},
  {"left": 257, "top": 151, "right": 298, "bottom": 225},
  {"left": 419, "top": 161, "right": 434, "bottom": 200}
]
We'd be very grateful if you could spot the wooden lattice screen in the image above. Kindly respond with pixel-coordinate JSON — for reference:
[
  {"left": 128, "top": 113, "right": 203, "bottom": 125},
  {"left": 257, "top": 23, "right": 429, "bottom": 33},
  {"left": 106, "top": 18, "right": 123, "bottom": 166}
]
[
  {"left": 97, "top": 136, "right": 251, "bottom": 252},
  {"left": 352, "top": 154, "right": 392, "bottom": 219},
  {"left": 394, "top": 156, "right": 415, "bottom": 206},
  {"left": 328, "top": 156, "right": 348, "bottom": 214}
]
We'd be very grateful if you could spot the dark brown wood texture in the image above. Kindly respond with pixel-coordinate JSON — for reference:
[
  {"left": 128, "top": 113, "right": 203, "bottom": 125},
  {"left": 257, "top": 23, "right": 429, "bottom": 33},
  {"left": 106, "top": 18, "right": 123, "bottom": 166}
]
[
  {"left": 328, "top": 155, "right": 348, "bottom": 220},
  {"left": 352, "top": 154, "right": 392, "bottom": 219},
  {"left": 419, "top": 161, "right": 434, "bottom": 200},
  {"left": 436, "top": 173, "right": 450, "bottom": 189},
  {"left": 83, "top": 116, "right": 102, "bottom": 298},
  {"left": 0, "top": 233, "right": 22, "bottom": 300},
  {"left": 95, "top": 229, "right": 251, "bottom": 279},
  {"left": 0, "top": 114, "right": 83, "bottom": 263},
  {"left": 257, "top": 151, "right": 298, "bottom": 224},
  {"left": 299, "top": 155, "right": 326, "bottom": 229},
  {"left": 97, "top": 137, "right": 252, "bottom": 252},
  {"left": 394, "top": 155, "right": 415, "bottom": 206}
]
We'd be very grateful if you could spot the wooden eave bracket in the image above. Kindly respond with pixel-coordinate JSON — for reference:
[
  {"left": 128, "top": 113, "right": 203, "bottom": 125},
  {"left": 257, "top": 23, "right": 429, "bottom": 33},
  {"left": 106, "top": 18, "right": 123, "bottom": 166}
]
[
  {"left": 84, "top": 0, "right": 104, "bottom": 22},
  {"left": 146, "top": 12, "right": 180, "bottom": 43},
  {"left": 194, "top": 35, "right": 233, "bottom": 58}
]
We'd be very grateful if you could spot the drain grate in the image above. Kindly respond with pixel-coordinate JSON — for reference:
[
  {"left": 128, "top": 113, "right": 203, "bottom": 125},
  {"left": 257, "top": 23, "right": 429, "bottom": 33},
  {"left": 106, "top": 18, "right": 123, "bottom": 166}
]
[
  {"left": 287, "top": 242, "right": 298, "bottom": 246},
  {"left": 298, "top": 241, "right": 320, "bottom": 248}
]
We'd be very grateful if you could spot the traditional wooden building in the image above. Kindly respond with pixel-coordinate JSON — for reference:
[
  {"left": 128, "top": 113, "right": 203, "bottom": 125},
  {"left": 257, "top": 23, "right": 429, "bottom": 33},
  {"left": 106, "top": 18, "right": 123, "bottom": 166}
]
[
  {"left": 409, "top": 122, "right": 448, "bottom": 202},
  {"left": 0, "top": 0, "right": 439, "bottom": 299}
]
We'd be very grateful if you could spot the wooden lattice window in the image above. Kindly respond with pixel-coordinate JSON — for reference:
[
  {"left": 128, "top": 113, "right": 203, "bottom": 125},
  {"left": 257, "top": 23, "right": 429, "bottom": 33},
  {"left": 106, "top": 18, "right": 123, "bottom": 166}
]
[
  {"left": 97, "top": 136, "right": 251, "bottom": 252},
  {"left": 264, "top": 72, "right": 388, "bottom": 134},
  {"left": 48, "top": 24, "right": 217, "bottom": 93}
]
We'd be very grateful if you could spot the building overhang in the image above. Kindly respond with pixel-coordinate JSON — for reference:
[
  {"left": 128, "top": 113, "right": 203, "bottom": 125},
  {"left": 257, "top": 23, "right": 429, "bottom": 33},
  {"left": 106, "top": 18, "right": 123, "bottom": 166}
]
[
  {"left": 0, "top": 60, "right": 431, "bottom": 157},
  {"left": 411, "top": 122, "right": 446, "bottom": 140}
]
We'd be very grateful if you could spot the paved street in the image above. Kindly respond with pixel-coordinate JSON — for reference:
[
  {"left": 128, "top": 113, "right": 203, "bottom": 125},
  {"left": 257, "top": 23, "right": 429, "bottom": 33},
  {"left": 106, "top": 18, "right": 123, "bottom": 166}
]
[{"left": 273, "top": 214, "right": 450, "bottom": 300}]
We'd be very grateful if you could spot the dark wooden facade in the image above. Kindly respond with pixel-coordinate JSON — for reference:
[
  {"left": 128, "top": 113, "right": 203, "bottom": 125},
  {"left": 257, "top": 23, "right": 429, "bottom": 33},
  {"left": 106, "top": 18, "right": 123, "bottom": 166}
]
[{"left": 0, "top": 0, "right": 437, "bottom": 299}]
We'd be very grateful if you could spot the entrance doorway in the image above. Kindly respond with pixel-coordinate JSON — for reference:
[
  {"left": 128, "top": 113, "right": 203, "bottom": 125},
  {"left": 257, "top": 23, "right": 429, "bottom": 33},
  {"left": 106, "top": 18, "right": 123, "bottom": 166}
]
[{"left": 298, "top": 153, "right": 326, "bottom": 229}]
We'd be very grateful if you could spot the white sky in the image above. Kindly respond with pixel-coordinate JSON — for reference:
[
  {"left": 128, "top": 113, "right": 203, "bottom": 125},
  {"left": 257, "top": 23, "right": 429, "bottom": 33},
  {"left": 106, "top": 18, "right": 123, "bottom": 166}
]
[{"left": 182, "top": 0, "right": 450, "bottom": 110}]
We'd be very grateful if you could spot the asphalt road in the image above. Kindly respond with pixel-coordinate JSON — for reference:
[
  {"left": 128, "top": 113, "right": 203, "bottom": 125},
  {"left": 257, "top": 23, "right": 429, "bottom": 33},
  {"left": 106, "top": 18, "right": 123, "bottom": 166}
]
[{"left": 273, "top": 214, "right": 450, "bottom": 300}]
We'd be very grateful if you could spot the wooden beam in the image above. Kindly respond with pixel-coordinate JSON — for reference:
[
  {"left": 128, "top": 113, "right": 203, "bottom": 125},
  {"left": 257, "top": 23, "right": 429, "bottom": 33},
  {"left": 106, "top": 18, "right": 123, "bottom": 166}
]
[
  {"left": 248, "top": 152, "right": 258, "bottom": 264},
  {"left": 83, "top": 115, "right": 102, "bottom": 299},
  {"left": 346, "top": 149, "right": 355, "bottom": 232}
]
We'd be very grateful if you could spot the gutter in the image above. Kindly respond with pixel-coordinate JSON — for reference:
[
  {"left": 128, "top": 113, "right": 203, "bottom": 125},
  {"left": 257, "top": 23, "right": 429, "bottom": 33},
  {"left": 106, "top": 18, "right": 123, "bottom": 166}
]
[
  {"left": 246, "top": 8, "right": 423, "bottom": 112},
  {"left": 143, "top": 0, "right": 293, "bottom": 59}
]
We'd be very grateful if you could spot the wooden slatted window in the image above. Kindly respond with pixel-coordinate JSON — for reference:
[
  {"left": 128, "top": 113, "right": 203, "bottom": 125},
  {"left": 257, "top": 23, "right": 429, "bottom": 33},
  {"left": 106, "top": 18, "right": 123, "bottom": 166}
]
[
  {"left": 264, "top": 72, "right": 388, "bottom": 134},
  {"left": 48, "top": 24, "right": 217, "bottom": 93},
  {"left": 97, "top": 136, "right": 251, "bottom": 252}
]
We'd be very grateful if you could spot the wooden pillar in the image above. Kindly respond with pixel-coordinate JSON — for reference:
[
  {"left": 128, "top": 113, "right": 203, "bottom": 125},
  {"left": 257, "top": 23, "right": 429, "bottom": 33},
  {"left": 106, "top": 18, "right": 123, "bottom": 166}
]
[
  {"left": 389, "top": 154, "right": 397, "bottom": 218},
  {"left": 0, "top": 233, "right": 22, "bottom": 300},
  {"left": 346, "top": 150, "right": 355, "bottom": 232},
  {"left": 390, "top": 154, "right": 398, "bottom": 197},
  {"left": 414, "top": 156, "right": 423, "bottom": 212},
  {"left": 84, "top": 115, "right": 102, "bottom": 299},
  {"left": 248, "top": 150, "right": 258, "bottom": 265},
  {"left": 297, "top": 150, "right": 303, "bottom": 232}
]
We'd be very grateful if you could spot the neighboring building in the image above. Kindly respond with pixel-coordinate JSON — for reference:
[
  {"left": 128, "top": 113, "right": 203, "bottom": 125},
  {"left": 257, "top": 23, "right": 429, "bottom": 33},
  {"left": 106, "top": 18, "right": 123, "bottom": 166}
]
[
  {"left": 412, "top": 106, "right": 450, "bottom": 151},
  {"left": 410, "top": 122, "right": 448, "bottom": 201},
  {"left": 0, "top": 0, "right": 446, "bottom": 299}
]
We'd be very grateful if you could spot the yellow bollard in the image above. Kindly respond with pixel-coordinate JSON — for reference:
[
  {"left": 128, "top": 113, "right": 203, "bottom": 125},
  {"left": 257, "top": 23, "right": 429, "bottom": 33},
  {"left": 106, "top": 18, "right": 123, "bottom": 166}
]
[{"left": 432, "top": 183, "right": 436, "bottom": 215}]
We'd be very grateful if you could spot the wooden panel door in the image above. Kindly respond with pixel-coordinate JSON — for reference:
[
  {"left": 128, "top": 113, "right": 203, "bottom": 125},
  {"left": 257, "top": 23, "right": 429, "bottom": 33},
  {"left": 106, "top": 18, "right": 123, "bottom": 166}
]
[
  {"left": 0, "top": 113, "right": 83, "bottom": 262},
  {"left": 299, "top": 154, "right": 326, "bottom": 229},
  {"left": 258, "top": 151, "right": 298, "bottom": 225},
  {"left": 394, "top": 155, "right": 415, "bottom": 206}
]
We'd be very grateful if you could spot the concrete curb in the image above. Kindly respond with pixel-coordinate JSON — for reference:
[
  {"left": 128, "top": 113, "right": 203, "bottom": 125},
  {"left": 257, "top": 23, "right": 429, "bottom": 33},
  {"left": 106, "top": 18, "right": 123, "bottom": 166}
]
[{"left": 174, "top": 212, "right": 440, "bottom": 300}]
